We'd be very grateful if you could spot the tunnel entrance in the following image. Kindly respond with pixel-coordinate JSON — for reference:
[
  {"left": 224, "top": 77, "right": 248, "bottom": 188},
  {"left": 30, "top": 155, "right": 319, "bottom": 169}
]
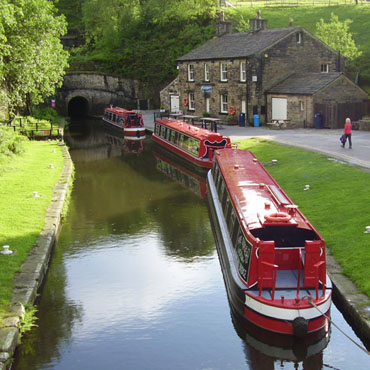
[{"left": 68, "top": 96, "right": 89, "bottom": 117}]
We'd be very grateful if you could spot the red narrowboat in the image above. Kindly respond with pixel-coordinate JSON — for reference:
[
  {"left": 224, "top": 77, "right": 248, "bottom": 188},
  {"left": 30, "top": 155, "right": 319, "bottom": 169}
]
[
  {"left": 152, "top": 119, "right": 231, "bottom": 171},
  {"left": 103, "top": 106, "right": 146, "bottom": 139},
  {"left": 207, "top": 148, "right": 332, "bottom": 337}
]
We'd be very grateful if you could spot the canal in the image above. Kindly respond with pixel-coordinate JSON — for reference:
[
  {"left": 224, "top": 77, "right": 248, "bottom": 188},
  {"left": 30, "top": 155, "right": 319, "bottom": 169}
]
[{"left": 13, "top": 118, "right": 369, "bottom": 369}]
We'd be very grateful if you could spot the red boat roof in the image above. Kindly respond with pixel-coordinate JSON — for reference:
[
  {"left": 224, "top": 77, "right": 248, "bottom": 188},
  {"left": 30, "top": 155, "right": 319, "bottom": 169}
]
[
  {"left": 104, "top": 107, "right": 139, "bottom": 115},
  {"left": 155, "top": 119, "right": 231, "bottom": 143},
  {"left": 215, "top": 148, "right": 320, "bottom": 234}
]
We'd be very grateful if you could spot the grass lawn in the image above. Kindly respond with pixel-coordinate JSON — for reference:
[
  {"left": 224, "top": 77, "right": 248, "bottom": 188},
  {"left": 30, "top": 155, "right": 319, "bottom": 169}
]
[
  {"left": 236, "top": 138, "right": 370, "bottom": 297},
  {"left": 0, "top": 140, "right": 64, "bottom": 319}
]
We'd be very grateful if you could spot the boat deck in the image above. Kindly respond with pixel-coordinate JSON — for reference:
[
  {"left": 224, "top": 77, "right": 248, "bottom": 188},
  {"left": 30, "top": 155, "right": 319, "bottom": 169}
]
[{"left": 248, "top": 270, "right": 326, "bottom": 300}]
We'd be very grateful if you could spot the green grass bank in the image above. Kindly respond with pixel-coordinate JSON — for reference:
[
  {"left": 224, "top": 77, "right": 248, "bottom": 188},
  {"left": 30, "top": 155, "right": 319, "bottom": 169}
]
[
  {"left": 236, "top": 138, "right": 370, "bottom": 298},
  {"left": 0, "top": 140, "right": 65, "bottom": 319}
]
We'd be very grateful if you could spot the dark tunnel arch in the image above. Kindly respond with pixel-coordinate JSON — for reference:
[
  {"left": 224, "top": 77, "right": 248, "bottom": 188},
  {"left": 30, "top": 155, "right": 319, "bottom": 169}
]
[{"left": 68, "top": 96, "right": 89, "bottom": 117}]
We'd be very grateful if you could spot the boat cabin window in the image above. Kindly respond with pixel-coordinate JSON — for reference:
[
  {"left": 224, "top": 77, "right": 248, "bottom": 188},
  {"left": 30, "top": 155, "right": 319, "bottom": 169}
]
[
  {"left": 154, "top": 123, "right": 161, "bottom": 135},
  {"left": 235, "top": 228, "right": 251, "bottom": 281}
]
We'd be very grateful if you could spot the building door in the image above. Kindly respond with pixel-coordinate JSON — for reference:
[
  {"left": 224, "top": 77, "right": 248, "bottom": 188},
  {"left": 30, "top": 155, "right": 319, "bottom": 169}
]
[
  {"left": 241, "top": 99, "right": 246, "bottom": 114},
  {"left": 272, "top": 98, "right": 287, "bottom": 120},
  {"left": 170, "top": 95, "right": 179, "bottom": 113}
]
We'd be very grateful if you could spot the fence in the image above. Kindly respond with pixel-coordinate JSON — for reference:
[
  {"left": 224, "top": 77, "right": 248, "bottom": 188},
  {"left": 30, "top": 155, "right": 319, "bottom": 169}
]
[{"left": 8, "top": 117, "right": 64, "bottom": 140}]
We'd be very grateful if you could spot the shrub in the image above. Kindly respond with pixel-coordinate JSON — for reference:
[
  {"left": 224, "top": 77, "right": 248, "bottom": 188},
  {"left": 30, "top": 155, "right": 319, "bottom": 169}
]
[
  {"left": 31, "top": 107, "right": 62, "bottom": 126},
  {"left": 0, "top": 126, "right": 27, "bottom": 159}
]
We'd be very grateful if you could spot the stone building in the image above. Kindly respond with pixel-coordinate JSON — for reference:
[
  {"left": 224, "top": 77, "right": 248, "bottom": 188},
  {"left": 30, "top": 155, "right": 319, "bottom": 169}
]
[
  {"left": 267, "top": 72, "right": 368, "bottom": 128},
  {"left": 160, "top": 14, "right": 367, "bottom": 127}
]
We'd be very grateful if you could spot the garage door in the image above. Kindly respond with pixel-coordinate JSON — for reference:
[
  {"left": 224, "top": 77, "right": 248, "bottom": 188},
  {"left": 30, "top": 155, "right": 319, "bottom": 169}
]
[{"left": 272, "top": 98, "right": 287, "bottom": 120}]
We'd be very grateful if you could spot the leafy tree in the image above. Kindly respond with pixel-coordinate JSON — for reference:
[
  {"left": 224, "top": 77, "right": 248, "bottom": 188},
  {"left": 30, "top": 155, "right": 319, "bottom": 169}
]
[
  {"left": 1, "top": 0, "right": 69, "bottom": 118},
  {"left": 72, "top": 0, "right": 218, "bottom": 88},
  {"left": 315, "top": 13, "right": 361, "bottom": 61}
]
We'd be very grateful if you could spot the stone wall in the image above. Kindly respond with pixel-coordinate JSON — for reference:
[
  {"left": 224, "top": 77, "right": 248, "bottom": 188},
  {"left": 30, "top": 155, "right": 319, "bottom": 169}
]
[
  {"left": 176, "top": 59, "right": 247, "bottom": 124},
  {"left": 56, "top": 73, "right": 142, "bottom": 116},
  {"left": 169, "top": 28, "right": 342, "bottom": 125},
  {"left": 266, "top": 94, "right": 313, "bottom": 128}
]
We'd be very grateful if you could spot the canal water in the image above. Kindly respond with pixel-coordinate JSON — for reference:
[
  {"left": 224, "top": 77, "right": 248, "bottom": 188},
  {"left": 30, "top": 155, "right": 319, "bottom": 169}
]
[{"left": 13, "top": 118, "right": 369, "bottom": 370}]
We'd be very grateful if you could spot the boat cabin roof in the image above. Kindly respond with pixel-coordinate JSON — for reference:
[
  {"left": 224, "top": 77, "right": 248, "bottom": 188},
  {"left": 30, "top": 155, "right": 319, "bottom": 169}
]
[
  {"left": 104, "top": 107, "right": 140, "bottom": 116},
  {"left": 215, "top": 149, "right": 321, "bottom": 239},
  {"left": 155, "top": 119, "right": 230, "bottom": 143}
]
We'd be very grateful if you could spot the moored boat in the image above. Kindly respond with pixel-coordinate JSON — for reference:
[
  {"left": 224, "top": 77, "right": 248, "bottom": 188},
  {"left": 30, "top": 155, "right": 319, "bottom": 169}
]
[
  {"left": 207, "top": 148, "right": 332, "bottom": 337},
  {"left": 103, "top": 106, "right": 146, "bottom": 139},
  {"left": 152, "top": 118, "right": 231, "bottom": 171}
]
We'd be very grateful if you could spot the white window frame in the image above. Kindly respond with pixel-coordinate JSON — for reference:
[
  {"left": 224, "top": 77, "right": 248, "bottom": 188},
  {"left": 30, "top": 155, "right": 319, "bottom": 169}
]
[
  {"left": 220, "top": 63, "right": 228, "bottom": 82},
  {"left": 221, "top": 94, "right": 228, "bottom": 113},
  {"left": 321, "top": 64, "right": 329, "bottom": 73},
  {"left": 188, "top": 92, "right": 195, "bottom": 111},
  {"left": 204, "top": 64, "right": 210, "bottom": 82},
  {"left": 240, "top": 61, "right": 246, "bottom": 82},
  {"left": 296, "top": 32, "right": 302, "bottom": 44},
  {"left": 300, "top": 101, "right": 304, "bottom": 111},
  {"left": 188, "top": 64, "right": 194, "bottom": 81}
]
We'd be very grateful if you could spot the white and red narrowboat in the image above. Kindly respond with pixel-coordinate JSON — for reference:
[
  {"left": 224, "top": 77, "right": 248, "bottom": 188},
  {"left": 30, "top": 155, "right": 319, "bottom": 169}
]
[
  {"left": 152, "top": 119, "right": 231, "bottom": 171},
  {"left": 103, "top": 106, "right": 146, "bottom": 139},
  {"left": 207, "top": 148, "right": 332, "bottom": 337}
]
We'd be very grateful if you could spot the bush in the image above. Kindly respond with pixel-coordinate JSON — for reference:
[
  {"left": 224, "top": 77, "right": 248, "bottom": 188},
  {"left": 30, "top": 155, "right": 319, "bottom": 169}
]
[
  {"left": 31, "top": 107, "right": 62, "bottom": 126},
  {"left": 0, "top": 126, "right": 27, "bottom": 160}
]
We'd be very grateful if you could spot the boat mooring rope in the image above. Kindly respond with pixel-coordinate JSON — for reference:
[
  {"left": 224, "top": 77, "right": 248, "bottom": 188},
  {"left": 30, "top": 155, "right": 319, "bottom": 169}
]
[{"left": 303, "top": 296, "right": 370, "bottom": 355}]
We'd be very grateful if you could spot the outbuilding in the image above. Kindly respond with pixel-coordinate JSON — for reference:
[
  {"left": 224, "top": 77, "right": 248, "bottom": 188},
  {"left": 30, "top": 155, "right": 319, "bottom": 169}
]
[{"left": 266, "top": 72, "right": 368, "bottom": 128}]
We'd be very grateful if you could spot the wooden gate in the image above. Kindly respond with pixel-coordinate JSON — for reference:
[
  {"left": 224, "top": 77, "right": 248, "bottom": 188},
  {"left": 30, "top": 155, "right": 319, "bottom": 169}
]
[{"left": 314, "top": 102, "right": 364, "bottom": 129}]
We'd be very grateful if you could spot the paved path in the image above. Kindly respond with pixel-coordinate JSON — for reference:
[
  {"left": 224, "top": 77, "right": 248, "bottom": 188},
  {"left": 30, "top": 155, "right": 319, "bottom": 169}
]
[{"left": 142, "top": 110, "right": 370, "bottom": 169}]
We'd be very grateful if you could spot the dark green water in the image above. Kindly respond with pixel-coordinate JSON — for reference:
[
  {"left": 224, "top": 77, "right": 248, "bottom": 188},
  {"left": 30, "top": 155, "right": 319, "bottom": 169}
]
[{"left": 13, "top": 119, "right": 369, "bottom": 370}]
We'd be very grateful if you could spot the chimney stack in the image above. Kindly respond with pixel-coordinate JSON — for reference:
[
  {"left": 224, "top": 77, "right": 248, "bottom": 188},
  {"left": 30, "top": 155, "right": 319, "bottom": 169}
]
[
  {"left": 250, "top": 10, "right": 267, "bottom": 32},
  {"left": 216, "top": 10, "right": 233, "bottom": 37}
]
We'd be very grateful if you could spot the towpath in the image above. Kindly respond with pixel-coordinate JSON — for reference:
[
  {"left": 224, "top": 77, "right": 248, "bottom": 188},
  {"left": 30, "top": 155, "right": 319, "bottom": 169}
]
[{"left": 142, "top": 111, "right": 370, "bottom": 169}]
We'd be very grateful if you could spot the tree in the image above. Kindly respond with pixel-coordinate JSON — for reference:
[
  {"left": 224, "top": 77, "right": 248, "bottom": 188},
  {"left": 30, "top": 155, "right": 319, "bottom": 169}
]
[
  {"left": 1, "top": 0, "right": 69, "bottom": 117},
  {"left": 316, "top": 13, "right": 361, "bottom": 61}
]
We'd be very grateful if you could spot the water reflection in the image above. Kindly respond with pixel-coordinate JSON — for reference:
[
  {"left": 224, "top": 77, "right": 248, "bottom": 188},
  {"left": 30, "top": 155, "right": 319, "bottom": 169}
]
[
  {"left": 105, "top": 126, "right": 145, "bottom": 155},
  {"left": 230, "top": 303, "right": 329, "bottom": 369},
  {"left": 13, "top": 117, "right": 370, "bottom": 370}
]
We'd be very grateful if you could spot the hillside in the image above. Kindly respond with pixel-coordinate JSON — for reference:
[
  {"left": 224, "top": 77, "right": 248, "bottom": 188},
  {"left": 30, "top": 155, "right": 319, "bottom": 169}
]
[{"left": 56, "top": 2, "right": 370, "bottom": 92}]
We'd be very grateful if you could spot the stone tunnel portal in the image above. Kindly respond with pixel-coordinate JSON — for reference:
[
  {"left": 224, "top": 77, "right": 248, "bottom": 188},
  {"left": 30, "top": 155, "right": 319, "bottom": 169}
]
[{"left": 68, "top": 96, "right": 89, "bottom": 117}]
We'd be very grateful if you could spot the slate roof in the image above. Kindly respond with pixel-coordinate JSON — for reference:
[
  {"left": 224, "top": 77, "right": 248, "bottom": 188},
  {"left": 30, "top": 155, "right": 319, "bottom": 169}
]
[
  {"left": 267, "top": 72, "right": 343, "bottom": 95},
  {"left": 177, "top": 27, "right": 299, "bottom": 61}
]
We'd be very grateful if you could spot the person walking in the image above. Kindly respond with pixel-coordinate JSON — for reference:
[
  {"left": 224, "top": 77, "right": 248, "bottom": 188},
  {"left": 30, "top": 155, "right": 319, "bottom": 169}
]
[{"left": 342, "top": 117, "right": 352, "bottom": 149}]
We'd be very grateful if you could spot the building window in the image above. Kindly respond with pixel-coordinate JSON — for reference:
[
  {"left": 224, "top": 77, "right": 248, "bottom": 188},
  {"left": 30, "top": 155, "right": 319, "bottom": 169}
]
[
  {"left": 240, "top": 61, "right": 246, "bottom": 82},
  {"left": 296, "top": 32, "right": 302, "bottom": 44},
  {"left": 204, "top": 64, "right": 210, "bottom": 82},
  {"left": 188, "top": 64, "right": 194, "bottom": 81},
  {"left": 221, "top": 94, "right": 228, "bottom": 113},
  {"left": 321, "top": 64, "right": 329, "bottom": 73},
  {"left": 300, "top": 101, "right": 304, "bottom": 111},
  {"left": 189, "top": 92, "right": 195, "bottom": 110},
  {"left": 220, "top": 63, "right": 228, "bottom": 82}
]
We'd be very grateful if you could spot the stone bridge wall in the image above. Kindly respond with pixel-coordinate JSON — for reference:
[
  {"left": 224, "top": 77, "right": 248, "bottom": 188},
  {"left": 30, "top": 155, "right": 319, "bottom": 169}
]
[{"left": 56, "top": 73, "right": 142, "bottom": 116}]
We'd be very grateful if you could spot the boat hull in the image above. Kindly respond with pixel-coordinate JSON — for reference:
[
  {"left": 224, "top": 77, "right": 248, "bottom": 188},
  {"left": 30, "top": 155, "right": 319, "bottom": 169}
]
[
  {"left": 207, "top": 170, "right": 332, "bottom": 337},
  {"left": 152, "top": 134, "right": 212, "bottom": 169}
]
